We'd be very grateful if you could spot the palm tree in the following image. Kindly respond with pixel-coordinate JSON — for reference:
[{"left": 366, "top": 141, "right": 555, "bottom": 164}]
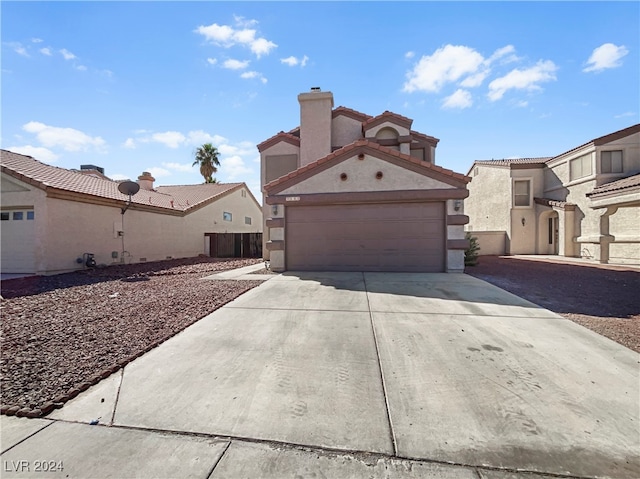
[{"left": 192, "top": 143, "right": 220, "bottom": 183}]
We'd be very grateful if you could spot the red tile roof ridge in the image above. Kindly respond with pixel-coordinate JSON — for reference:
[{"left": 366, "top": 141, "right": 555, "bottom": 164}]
[
  {"left": 1, "top": 149, "right": 242, "bottom": 212},
  {"left": 264, "top": 139, "right": 469, "bottom": 190},
  {"left": 256, "top": 131, "right": 301, "bottom": 151},
  {"left": 332, "top": 105, "right": 373, "bottom": 120},
  {"left": 362, "top": 110, "right": 413, "bottom": 129}
]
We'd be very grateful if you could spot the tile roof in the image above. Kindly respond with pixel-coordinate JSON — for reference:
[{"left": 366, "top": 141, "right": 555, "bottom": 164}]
[
  {"left": 332, "top": 106, "right": 373, "bottom": 122},
  {"left": 362, "top": 110, "right": 413, "bottom": 130},
  {"left": 547, "top": 124, "right": 640, "bottom": 163},
  {"left": 587, "top": 173, "right": 640, "bottom": 197},
  {"left": 264, "top": 139, "right": 469, "bottom": 193},
  {"left": 474, "top": 158, "right": 552, "bottom": 167},
  {"left": 256, "top": 131, "right": 301, "bottom": 152},
  {"left": 1, "top": 149, "right": 242, "bottom": 213}
]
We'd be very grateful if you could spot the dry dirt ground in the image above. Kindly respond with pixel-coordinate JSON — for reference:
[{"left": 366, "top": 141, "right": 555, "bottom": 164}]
[
  {"left": 466, "top": 255, "right": 640, "bottom": 353},
  {"left": 0, "top": 257, "right": 264, "bottom": 417}
]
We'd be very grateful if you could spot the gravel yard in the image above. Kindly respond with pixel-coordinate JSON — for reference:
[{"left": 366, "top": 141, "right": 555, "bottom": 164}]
[
  {"left": 466, "top": 255, "right": 640, "bottom": 353},
  {"left": 0, "top": 257, "right": 264, "bottom": 417}
]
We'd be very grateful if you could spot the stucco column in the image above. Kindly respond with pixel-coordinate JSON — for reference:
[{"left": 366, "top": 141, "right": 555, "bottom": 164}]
[
  {"left": 560, "top": 208, "right": 575, "bottom": 257},
  {"left": 596, "top": 207, "right": 617, "bottom": 264}
]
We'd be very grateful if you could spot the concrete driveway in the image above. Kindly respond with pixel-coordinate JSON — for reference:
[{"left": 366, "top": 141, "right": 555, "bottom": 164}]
[{"left": 2, "top": 271, "right": 639, "bottom": 478}]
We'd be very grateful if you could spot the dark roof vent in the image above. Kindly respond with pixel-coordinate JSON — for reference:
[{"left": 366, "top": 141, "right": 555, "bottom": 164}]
[
  {"left": 81, "top": 164, "right": 105, "bottom": 174},
  {"left": 310, "top": 87, "right": 321, "bottom": 92}
]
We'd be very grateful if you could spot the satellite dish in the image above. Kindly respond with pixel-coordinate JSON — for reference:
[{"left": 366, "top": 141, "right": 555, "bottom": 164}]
[{"left": 118, "top": 181, "right": 140, "bottom": 196}]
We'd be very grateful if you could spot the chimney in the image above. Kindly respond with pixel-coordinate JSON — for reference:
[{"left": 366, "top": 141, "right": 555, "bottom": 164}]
[
  {"left": 137, "top": 171, "right": 155, "bottom": 191},
  {"left": 298, "top": 87, "right": 334, "bottom": 167}
]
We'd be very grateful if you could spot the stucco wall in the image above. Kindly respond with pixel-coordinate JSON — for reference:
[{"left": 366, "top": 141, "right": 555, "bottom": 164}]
[
  {"left": 1, "top": 176, "right": 262, "bottom": 274},
  {"left": 332, "top": 115, "right": 363, "bottom": 148},
  {"left": 467, "top": 231, "right": 507, "bottom": 255},
  {"left": 278, "top": 154, "right": 455, "bottom": 196},
  {"left": 465, "top": 166, "right": 511, "bottom": 232}
]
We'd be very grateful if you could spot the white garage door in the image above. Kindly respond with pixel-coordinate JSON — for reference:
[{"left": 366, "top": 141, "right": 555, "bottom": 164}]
[
  {"left": 1, "top": 210, "right": 36, "bottom": 274},
  {"left": 286, "top": 202, "right": 445, "bottom": 272}
]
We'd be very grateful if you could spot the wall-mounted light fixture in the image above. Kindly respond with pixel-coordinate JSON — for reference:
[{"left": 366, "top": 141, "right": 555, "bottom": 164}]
[
  {"left": 454, "top": 200, "right": 462, "bottom": 212},
  {"left": 272, "top": 204, "right": 278, "bottom": 216},
  {"left": 521, "top": 217, "right": 526, "bottom": 226}
]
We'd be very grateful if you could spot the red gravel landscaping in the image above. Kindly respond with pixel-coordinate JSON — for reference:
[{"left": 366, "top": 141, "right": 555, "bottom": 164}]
[
  {"left": 465, "top": 255, "right": 640, "bottom": 353},
  {"left": 0, "top": 257, "right": 264, "bottom": 417}
]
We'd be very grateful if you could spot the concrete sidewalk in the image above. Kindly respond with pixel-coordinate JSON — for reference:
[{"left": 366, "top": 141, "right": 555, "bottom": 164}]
[{"left": 2, "top": 272, "right": 639, "bottom": 478}]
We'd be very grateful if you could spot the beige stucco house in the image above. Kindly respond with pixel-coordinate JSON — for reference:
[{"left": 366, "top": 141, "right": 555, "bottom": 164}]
[
  {"left": 465, "top": 124, "right": 640, "bottom": 265},
  {"left": 258, "top": 88, "right": 470, "bottom": 273},
  {"left": 1, "top": 150, "right": 263, "bottom": 275}
]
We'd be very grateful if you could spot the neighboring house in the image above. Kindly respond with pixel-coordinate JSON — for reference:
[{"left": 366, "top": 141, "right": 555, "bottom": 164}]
[
  {"left": 1, "top": 150, "right": 263, "bottom": 275},
  {"left": 465, "top": 124, "right": 640, "bottom": 265},
  {"left": 258, "top": 88, "right": 470, "bottom": 273}
]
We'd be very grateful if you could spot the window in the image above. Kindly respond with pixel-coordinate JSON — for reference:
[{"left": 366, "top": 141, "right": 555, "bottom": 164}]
[
  {"left": 13, "top": 212, "right": 23, "bottom": 220},
  {"left": 0, "top": 212, "right": 9, "bottom": 221},
  {"left": 601, "top": 150, "right": 623, "bottom": 174},
  {"left": 244, "top": 216, "right": 252, "bottom": 225},
  {"left": 27, "top": 211, "right": 35, "bottom": 220},
  {"left": 223, "top": 212, "right": 232, "bottom": 222},
  {"left": 569, "top": 154, "right": 592, "bottom": 181},
  {"left": 241, "top": 189, "right": 247, "bottom": 197},
  {"left": 514, "top": 180, "right": 531, "bottom": 207}
]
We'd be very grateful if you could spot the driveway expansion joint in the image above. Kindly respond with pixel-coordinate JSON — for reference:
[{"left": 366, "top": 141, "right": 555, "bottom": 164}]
[
  {"left": 50, "top": 421, "right": 599, "bottom": 479},
  {"left": 363, "top": 272, "right": 398, "bottom": 456}
]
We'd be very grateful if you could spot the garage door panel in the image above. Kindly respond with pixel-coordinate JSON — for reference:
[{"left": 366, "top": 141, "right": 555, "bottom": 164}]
[{"left": 286, "top": 203, "right": 445, "bottom": 272}]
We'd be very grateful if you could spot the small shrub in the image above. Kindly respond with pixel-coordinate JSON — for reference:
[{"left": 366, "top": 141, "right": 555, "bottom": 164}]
[{"left": 465, "top": 232, "right": 480, "bottom": 266}]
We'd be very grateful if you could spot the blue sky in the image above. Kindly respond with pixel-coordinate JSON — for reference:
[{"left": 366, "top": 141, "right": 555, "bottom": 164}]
[{"left": 2, "top": 1, "right": 638, "bottom": 198}]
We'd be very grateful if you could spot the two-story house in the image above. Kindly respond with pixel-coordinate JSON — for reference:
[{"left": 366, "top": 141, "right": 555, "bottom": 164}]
[
  {"left": 465, "top": 124, "right": 640, "bottom": 265},
  {"left": 258, "top": 88, "right": 470, "bottom": 273}
]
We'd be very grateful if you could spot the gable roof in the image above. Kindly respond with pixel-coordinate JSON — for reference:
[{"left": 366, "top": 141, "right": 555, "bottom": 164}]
[
  {"left": 332, "top": 106, "right": 372, "bottom": 122},
  {"left": 1, "top": 149, "right": 245, "bottom": 215},
  {"left": 547, "top": 124, "right": 640, "bottom": 163},
  {"left": 362, "top": 110, "right": 413, "bottom": 131},
  {"left": 467, "top": 157, "right": 551, "bottom": 175},
  {"left": 256, "top": 131, "right": 301, "bottom": 152},
  {"left": 587, "top": 173, "right": 640, "bottom": 197},
  {"left": 264, "top": 139, "right": 469, "bottom": 195}
]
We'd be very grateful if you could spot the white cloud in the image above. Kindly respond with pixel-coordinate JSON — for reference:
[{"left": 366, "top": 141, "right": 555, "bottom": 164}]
[
  {"left": 39, "top": 47, "right": 52, "bottom": 56},
  {"left": 6, "top": 145, "right": 59, "bottom": 163},
  {"left": 22, "top": 121, "right": 105, "bottom": 152},
  {"left": 614, "top": 111, "right": 635, "bottom": 119},
  {"left": 151, "top": 131, "right": 186, "bottom": 148},
  {"left": 487, "top": 45, "right": 519, "bottom": 64},
  {"left": 75, "top": 65, "right": 87, "bottom": 71},
  {"left": 403, "top": 45, "right": 485, "bottom": 93},
  {"left": 280, "top": 55, "right": 308, "bottom": 67},
  {"left": 223, "top": 58, "right": 249, "bottom": 70},
  {"left": 123, "top": 138, "right": 136, "bottom": 149},
  {"left": 8, "top": 42, "right": 29, "bottom": 57},
  {"left": 187, "top": 130, "right": 227, "bottom": 145},
  {"left": 207, "top": 57, "right": 218, "bottom": 65},
  {"left": 221, "top": 155, "right": 253, "bottom": 179},
  {"left": 162, "top": 162, "right": 193, "bottom": 172},
  {"left": 442, "top": 89, "right": 473, "bottom": 109},
  {"left": 240, "top": 71, "right": 267, "bottom": 83},
  {"left": 583, "top": 43, "right": 628, "bottom": 73},
  {"left": 195, "top": 19, "right": 277, "bottom": 58},
  {"left": 31, "top": 38, "right": 43, "bottom": 43},
  {"left": 405, "top": 51, "right": 415, "bottom": 59},
  {"left": 146, "top": 167, "right": 171, "bottom": 178},
  {"left": 487, "top": 60, "right": 557, "bottom": 101},
  {"left": 59, "top": 48, "right": 76, "bottom": 60}
]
